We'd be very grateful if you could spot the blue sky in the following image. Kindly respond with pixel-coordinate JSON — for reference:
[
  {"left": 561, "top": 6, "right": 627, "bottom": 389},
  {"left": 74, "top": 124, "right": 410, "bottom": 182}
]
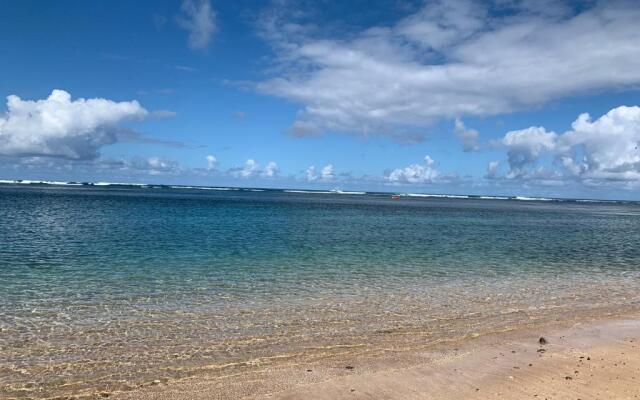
[{"left": 1, "top": 0, "right": 640, "bottom": 199}]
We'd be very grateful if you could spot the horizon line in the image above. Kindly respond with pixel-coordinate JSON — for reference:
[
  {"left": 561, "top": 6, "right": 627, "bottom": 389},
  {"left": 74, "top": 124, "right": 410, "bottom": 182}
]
[{"left": 0, "top": 178, "right": 635, "bottom": 204}]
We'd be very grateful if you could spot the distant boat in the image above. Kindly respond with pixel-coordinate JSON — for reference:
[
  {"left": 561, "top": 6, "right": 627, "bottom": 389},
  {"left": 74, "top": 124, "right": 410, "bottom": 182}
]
[{"left": 391, "top": 194, "right": 401, "bottom": 200}]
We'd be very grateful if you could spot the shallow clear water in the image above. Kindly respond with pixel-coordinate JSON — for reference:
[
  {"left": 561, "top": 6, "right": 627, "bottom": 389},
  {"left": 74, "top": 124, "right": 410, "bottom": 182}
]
[{"left": 1, "top": 186, "right": 640, "bottom": 398}]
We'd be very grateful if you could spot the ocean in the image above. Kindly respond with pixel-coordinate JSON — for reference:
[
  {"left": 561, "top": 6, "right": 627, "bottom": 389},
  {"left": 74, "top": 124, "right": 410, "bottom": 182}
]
[{"left": 2, "top": 184, "right": 640, "bottom": 398}]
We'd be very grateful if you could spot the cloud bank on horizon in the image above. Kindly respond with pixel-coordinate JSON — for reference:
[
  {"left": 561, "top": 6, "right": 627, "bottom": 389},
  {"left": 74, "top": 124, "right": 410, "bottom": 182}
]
[
  {"left": 1, "top": 0, "right": 640, "bottom": 198},
  {"left": 499, "top": 106, "right": 640, "bottom": 184}
]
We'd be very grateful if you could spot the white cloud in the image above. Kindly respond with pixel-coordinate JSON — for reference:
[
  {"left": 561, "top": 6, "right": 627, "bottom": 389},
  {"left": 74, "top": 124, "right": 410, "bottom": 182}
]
[
  {"left": 144, "top": 157, "right": 180, "bottom": 175},
  {"left": 264, "top": 161, "right": 279, "bottom": 177},
  {"left": 485, "top": 160, "right": 500, "bottom": 179},
  {"left": 498, "top": 105, "right": 640, "bottom": 183},
  {"left": 560, "top": 106, "right": 640, "bottom": 182},
  {"left": 177, "top": 0, "right": 217, "bottom": 51},
  {"left": 232, "top": 159, "right": 279, "bottom": 178},
  {"left": 206, "top": 154, "right": 217, "bottom": 170},
  {"left": 501, "top": 126, "right": 557, "bottom": 176},
  {"left": 306, "top": 165, "right": 317, "bottom": 181},
  {"left": 454, "top": 118, "right": 480, "bottom": 152},
  {"left": 320, "top": 164, "right": 334, "bottom": 180},
  {"left": 0, "top": 89, "right": 148, "bottom": 160},
  {"left": 306, "top": 164, "right": 334, "bottom": 181},
  {"left": 238, "top": 159, "right": 259, "bottom": 177},
  {"left": 396, "top": 0, "right": 486, "bottom": 50},
  {"left": 258, "top": 1, "right": 640, "bottom": 140},
  {"left": 387, "top": 155, "right": 439, "bottom": 183}
]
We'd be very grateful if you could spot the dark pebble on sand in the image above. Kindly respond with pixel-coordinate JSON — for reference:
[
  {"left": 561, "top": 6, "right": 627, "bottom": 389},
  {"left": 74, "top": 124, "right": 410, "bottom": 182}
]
[
  {"left": 539, "top": 337, "right": 547, "bottom": 345},
  {"left": 307, "top": 369, "right": 312, "bottom": 372},
  {"left": 565, "top": 376, "right": 572, "bottom": 380},
  {"left": 345, "top": 365, "right": 354, "bottom": 370}
]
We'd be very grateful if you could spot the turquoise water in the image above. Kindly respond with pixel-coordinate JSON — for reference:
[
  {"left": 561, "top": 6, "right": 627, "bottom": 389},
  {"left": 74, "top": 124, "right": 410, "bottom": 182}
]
[{"left": 2, "top": 185, "right": 640, "bottom": 398}]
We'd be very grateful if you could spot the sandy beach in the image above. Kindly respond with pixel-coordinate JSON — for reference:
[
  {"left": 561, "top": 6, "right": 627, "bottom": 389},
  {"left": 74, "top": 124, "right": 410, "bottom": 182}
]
[{"left": 113, "top": 315, "right": 640, "bottom": 400}]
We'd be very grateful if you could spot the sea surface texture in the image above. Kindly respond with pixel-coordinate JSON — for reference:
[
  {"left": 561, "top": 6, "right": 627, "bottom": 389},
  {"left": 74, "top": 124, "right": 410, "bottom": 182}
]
[{"left": 2, "top": 185, "right": 640, "bottom": 398}]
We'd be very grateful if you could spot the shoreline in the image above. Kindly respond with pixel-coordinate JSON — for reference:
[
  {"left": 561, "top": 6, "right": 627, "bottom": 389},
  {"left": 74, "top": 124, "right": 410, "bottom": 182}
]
[
  {"left": 5, "top": 286, "right": 639, "bottom": 399},
  {"left": 113, "top": 312, "right": 640, "bottom": 400}
]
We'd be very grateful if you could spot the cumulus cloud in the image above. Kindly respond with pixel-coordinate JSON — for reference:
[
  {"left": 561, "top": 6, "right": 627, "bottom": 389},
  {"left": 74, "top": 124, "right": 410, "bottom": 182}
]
[
  {"left": 306, "top": 165, "right": 317, "bottom": 181},
  {"left": 238, "top": 159, "right": 259, "bottom": 177},
  {"left": 501, "top": 126, "right": 557, "bottom": 176},
  {"left": 94, "top": 156, "right": 182, "bottom": 176},
  {"left": 387, "top": 155, "right": 439, "bottom": 184},
  {"left": 232, "top": 159, "right": 279, "bottom": 178},
  {"left": 497, "top": 105, "right": 640, "bottom": 183},
  {"left": 561, "top": 106, "right": 640, "bottom": 182},
  {"left": 0, "top": 90, "right": 148, "bottom": 160},
  {"left": 264, "top": 161, "right": 279, "bottom": 177},
  {"left": 454, "top": 118, "right": 480, "bottom": 152},
  {"left": 486, "top": 161, "right": 500, "bottom": 179},
  {"left": 306, "top": 164, "right": 334, "bottom": 181},
  {"left": 177, "top": 0, "right": 217, "bottom": 51},
  {"left": 257, "top": 1, "right": 640, "bottom": 140},
  {"left": 320, "top": 164, "right": 334, "bottom": 180},
  {"left": 206, "top": 154, "right": 217, "bottom": 170},
  {"left": 143, "top": 157, "right": 181, "bottom": 175}
]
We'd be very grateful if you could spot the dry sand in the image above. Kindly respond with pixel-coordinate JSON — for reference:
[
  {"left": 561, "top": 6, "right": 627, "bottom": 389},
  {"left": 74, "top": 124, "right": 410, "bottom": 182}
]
[{"left": 115, "top": 316, "right": 640, "bottom": 400}]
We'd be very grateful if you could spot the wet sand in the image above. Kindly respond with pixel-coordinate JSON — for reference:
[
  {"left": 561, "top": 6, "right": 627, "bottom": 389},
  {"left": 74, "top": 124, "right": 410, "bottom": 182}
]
[{"left": 115, "top": 315, "right": 640, "bottom": 400}]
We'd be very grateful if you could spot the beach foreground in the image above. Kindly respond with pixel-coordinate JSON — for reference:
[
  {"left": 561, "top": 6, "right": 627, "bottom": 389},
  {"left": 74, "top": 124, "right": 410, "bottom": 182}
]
[{"left": 115, "top": 315, "right": 640, "bottom": 400}]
